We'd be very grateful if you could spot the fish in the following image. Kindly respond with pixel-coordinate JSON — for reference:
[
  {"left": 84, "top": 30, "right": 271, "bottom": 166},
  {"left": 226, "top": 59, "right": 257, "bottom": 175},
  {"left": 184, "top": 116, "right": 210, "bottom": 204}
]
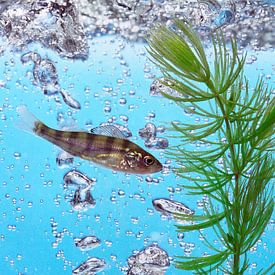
[{"left": 16, "top": 106, "right": 163, "bottom": 174}]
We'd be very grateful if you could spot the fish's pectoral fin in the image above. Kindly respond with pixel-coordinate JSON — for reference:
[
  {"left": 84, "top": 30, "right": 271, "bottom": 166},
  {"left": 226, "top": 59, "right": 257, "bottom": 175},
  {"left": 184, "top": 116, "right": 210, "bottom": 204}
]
[{"left": 90, "top": 125, "right": 127, "bottom": 139}]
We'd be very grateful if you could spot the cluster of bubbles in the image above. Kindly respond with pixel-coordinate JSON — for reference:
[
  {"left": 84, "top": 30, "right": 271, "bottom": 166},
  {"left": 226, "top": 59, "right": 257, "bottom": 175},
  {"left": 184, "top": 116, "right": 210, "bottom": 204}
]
[
  {"left": 150, "top": 78, "right": 183, "bottom": 98},
  {"left": 50, "top": 211, "right": 104, "bottom": 273},
  {"left": 74, "top": 235, "right": 101, "bottom": 251},
  {"left": 21, "top": 51, "right": 81, "bottom": 109},
  {"left": 126, "top": 244, "right": 170, "bottom": 275},
  {"left": 78, "top": 0, "right": 275, "bottom": 49},
  {"left": 73, "top": 257, "right": 106, "bottom": 274},
  {"left": 63, "top": 170, "right": 96, "bottom": 212},
  {"left": 50, "top": 218, "right": 71, "bottom": 249},
  {"left": 60, "top": 167, "right": 195, "bottom": 274},
  {"left": 56, "top": 150, "right": 74, "bottom": 167},
  {"left": 152, "top": 198, "right": 195, "bottom": 219},
  {"left": 0, "top": 0, "right": 274, "bottom": 59},
  {"left": 139, "top": 122, "right": 169, "bottom": 150},
  {"left": 0, "top": 0, "right": 88, "bottom": 59}
]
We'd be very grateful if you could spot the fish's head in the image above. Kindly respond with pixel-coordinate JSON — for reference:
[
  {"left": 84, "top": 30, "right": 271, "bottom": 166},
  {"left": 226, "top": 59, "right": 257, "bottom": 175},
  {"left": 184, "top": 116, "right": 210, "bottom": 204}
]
[{"left": 123, "top": 149, "right": 163, "bottom": 174}]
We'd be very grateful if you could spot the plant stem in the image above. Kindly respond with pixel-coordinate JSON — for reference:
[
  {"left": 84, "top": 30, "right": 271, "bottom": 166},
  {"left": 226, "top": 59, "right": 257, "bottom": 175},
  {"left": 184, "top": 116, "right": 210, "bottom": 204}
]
[
  {"left": 233, "top": 173, "right": 240, "bottom": 274},
  {"left": 207, "top": 80, "right": 242, "bottom": 274}
]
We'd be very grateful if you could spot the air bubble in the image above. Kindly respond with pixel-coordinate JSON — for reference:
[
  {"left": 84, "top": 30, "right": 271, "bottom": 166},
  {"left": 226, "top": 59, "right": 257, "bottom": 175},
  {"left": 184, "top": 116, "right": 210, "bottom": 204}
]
[
  {"left": 104, "top": 106, "right": 111, "bottom": 113},
  {"left": 127, "top": 244, "right": 170, "bottom": 274},
  {"left": 13, "top": 152, "right": 21, "bottom": 159},
  {"left": 119, "top": 98, "right": 127, "bottom": 105},
  {"left": 118, "top": 189, "right": 125, "bottom": 196},
  {"left": 59, "top": 90, "right": 81, "bottom": 110}
]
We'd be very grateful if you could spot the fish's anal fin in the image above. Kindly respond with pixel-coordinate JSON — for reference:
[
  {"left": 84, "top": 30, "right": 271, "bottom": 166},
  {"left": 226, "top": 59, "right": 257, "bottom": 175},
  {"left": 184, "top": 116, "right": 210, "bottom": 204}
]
[{"left": 90, "top": 125, "right": 127, "bottom": 139}]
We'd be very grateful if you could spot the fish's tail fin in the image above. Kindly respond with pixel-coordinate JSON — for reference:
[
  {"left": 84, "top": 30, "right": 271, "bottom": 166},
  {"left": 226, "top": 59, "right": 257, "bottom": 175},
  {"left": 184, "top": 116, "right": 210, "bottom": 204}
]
[{"left": 15, "top": 105, "right": 40, "bottom": 134}]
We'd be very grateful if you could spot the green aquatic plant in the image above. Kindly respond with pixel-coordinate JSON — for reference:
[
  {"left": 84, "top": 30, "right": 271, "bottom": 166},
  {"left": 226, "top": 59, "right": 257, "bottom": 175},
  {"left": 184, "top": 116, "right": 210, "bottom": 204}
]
[{"left": 147, "top": 20, "right": 274, "bottom": 274}]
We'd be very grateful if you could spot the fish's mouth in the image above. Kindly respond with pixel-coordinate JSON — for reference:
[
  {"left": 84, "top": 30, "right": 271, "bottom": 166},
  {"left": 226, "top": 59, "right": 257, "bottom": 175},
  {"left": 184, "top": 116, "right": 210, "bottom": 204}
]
[
  {"left": 148, "top": 163, "right": 163, "bottom": 174},
  {"left": 156, "top": 162, "right": 163, "bottom": 172}
]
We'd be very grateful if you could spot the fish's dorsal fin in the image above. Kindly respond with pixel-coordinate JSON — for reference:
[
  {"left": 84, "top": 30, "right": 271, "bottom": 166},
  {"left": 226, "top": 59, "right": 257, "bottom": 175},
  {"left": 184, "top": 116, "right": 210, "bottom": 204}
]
[{"left": 90, "top": 125, "right": 127, "bottom": 139}]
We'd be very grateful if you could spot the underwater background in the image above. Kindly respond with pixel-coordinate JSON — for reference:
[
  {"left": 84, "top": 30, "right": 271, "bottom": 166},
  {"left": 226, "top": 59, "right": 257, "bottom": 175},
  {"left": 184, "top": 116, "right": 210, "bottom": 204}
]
[{"left": 0, "top": 1, "right": 274, "bottom": 274}]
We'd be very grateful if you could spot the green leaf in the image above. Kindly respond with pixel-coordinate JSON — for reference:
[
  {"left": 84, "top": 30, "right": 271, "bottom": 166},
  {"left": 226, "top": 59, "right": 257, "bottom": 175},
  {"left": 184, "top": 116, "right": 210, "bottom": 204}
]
[
  {"left": 258, "top": 263, "right": 275, "bottom": 275},
  {"left": 176, "top": 212, "right": 225, "bottom": 232},
  {"left": 175, "top": 251, "right": 229, "bottom": 271}
]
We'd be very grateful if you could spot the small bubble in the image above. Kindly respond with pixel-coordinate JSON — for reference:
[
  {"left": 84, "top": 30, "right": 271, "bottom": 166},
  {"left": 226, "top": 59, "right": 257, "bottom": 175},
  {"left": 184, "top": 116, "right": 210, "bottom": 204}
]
[
  {"left": 131, "top": 217, "right": 139, "bottom": 224},
  {"left": 104, "top": 106, "right": 111, "bottom": 113},
  {"left": 52, "top": 242, "right": 58, "bottom": 249},
  {"left": 110, "top": 195, "right": 117, "bottom": 203},
  {"left": 102, "top": 86, "right": 113, "bottom": 93},
  {"left": 120, "top": 115, "right": 128, "bottom": 122},
  {"left": 152, "top": 178, "right": 159, "bottom": 184},
  {"left": 10, "top": 259, "right": 15, "bottom": 266},
  {"left": 118, "top": 189, "right": 125, "bottom": 196},
  {"left": 167, "top": 186, "right": 175, "bottom": 193},
  {"left": 147, "top": 208, "right": 154, "bottom": 215},
  {"left": 13, "top": 152, "right": 21, "bottom": 159},
  {"left": 7, "top": 225, "right": 16, "bottom": 231},
  {"left": 105, "top": 240, "right": 113, "bottom": 247},
  {"left": 119, "top": 98, "right": 127, "bottom": 105},
  {"left": 110, "top": 254, "right": 117, "bottom": 261},
  {"left": 148, "top": 112, "right": 155, "bottom": 118},
  {"left": 177, "top": 233, "right": 184, "bottom": 241},
  {"left": 184, "top": 106, "right": 196, "bottom": 115},
  {"left": 197, "top": 201, "right": 204, "bottom": 208},
  {"left": 184, "top": 248, "right": 191, "bottom": 255}
]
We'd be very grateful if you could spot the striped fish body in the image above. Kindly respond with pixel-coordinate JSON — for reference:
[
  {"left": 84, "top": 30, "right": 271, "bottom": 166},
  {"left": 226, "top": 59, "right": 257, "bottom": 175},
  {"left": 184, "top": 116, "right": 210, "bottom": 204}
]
[{"left": 34, "top": 122, "right": 162, "bottom": 174}]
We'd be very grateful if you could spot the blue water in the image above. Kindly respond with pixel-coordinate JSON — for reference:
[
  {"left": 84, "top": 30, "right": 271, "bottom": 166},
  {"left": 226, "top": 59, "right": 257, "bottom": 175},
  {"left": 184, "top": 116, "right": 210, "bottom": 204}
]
[{"left": 0, "top": 36, "right": 274, "bottom": 274}]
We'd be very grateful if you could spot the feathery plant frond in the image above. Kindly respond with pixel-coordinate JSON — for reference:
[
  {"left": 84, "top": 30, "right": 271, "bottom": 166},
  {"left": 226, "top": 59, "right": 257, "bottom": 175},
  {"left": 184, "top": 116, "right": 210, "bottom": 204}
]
[{"left": 147, "top": 20, "right": 274, "bottom": 274}]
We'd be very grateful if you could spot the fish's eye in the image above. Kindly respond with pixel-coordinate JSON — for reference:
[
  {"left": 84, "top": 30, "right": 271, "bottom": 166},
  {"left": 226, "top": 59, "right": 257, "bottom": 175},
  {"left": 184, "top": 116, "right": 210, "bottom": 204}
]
[{"left": 143, "top": 156, "right": 154, "bottom": 166}]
